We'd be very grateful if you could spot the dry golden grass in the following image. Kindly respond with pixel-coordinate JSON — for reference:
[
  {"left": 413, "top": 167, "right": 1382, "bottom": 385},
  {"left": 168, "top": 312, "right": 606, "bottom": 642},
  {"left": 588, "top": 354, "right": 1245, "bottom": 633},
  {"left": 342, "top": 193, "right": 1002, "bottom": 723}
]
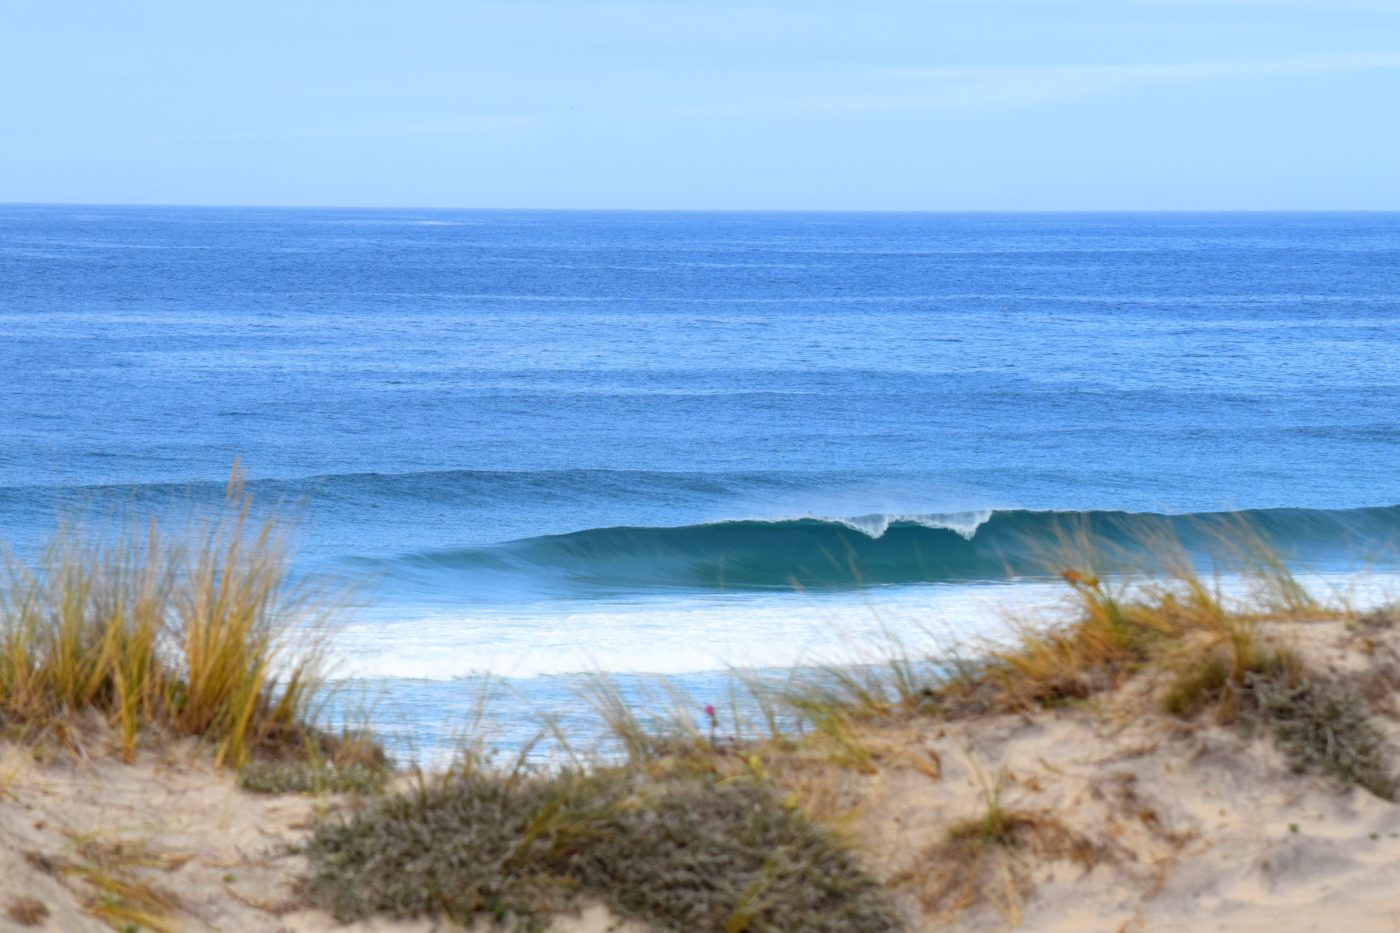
[
  {"left": 22, "top": 834, "right": 185, "bottom": 933},
  {"left": 0, "top": 466, "right": 332, "bottom": 766},
  {"left": 549, "top": 527, "right": 1369, "bottom": 831},
  {"left": 4, "top": 895, "right": 50, "bottom": 926},
  {"left": 945, "top": 527, "right": 1349, "bottom": 720},
  {"left": 901, "top": 805, "right": 1101, "bottom": 925}
]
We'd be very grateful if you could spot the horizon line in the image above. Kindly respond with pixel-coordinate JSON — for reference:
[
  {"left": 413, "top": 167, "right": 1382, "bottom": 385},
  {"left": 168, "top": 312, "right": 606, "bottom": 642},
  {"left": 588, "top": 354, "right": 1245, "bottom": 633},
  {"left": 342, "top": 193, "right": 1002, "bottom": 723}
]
[{"left": 4, "top": 200, "right": 1400, "bottom": 215}]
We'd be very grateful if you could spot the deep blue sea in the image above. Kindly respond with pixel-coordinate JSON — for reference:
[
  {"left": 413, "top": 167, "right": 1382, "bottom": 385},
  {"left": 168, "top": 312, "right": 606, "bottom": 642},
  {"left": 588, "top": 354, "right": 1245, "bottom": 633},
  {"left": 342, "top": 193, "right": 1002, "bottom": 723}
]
[{"left": 4, "top": 205, "right": 1400, "bottom": 753}]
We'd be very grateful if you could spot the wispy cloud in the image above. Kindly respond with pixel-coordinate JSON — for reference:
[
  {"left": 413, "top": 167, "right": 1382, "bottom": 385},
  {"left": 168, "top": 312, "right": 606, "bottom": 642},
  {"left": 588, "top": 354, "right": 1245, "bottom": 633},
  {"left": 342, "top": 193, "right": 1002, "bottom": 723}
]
[{"left": 781, "top": 52, "right": 1400, "bottom": 114}]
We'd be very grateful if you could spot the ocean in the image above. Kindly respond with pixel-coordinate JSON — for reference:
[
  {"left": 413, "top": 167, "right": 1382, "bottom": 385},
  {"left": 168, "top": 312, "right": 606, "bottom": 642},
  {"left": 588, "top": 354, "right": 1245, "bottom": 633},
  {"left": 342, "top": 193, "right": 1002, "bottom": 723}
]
[{"left": 3, "top": 205, "right": 1400, "bottom": 755}]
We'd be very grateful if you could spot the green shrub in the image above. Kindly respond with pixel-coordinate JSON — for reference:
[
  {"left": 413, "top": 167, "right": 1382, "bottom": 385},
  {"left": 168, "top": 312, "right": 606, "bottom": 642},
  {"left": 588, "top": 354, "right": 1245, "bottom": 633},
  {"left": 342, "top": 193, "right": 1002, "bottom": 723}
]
[
  {"left": 1167, "top": 653, "right": 1396, "bottom": 800},
  {"left": 1246, "top": 672, "right": 1396, "bottom": 800},
  {"left": 299, "top": 769, "right": 901, "bottom": 931},
  {"left": 237, "top": 762, "right": 389, "bottom": 796}
]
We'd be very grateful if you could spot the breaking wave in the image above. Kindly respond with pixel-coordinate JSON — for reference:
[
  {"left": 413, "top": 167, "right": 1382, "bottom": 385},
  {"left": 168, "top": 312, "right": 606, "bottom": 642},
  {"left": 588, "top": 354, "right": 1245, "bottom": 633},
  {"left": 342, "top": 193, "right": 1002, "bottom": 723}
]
[{"left": 361, "top": 504, "right": 1400, "bottom": 591}]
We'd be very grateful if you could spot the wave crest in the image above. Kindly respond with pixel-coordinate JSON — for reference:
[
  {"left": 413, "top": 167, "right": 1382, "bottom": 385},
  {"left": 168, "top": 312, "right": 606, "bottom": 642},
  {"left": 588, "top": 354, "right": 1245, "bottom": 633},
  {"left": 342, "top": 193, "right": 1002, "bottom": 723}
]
[{"left": 362, "top": 504, "right": 1400, "bottom": 592}]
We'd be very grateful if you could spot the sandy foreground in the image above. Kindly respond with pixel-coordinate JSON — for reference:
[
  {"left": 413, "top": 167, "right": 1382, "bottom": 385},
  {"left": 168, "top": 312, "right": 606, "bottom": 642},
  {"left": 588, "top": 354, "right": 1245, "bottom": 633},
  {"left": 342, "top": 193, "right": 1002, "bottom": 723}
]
[
  {"left": 0, "top": 740, "right": 643, "bottom": 933},
  {"left": 3, "top": 617, "right": 1400, "bottom": 932}
]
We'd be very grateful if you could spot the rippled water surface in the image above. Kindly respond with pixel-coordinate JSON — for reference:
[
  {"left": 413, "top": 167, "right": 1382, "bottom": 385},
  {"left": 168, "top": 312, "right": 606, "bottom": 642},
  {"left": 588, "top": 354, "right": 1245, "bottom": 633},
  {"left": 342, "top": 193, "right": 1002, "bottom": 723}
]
[{"left": 4, "top": 206, "right": 1399, "bottom": 751}]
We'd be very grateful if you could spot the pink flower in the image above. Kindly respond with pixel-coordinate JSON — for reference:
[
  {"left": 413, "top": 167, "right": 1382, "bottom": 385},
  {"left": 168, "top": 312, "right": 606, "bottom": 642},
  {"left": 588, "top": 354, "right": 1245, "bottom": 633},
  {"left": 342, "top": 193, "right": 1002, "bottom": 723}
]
[{"left": 704, "top": 704, "right": 716, "bottom": 721}]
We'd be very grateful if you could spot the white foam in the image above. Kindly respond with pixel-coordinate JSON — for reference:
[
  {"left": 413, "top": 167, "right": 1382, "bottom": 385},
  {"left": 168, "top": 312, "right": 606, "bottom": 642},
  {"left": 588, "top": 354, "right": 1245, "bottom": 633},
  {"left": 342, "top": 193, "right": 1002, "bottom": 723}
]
[
  {"left": 329, "top": 582, "right": 1050, "bottom": 682},
  {"left": 716, "top": 509, "right": 995, "bottom": 540},
  {"left": 898, "top": 510, "right": 993, "bottom": 539},
  {"left": 325, "top": 569, "right": 1400, "bottom": 684}
]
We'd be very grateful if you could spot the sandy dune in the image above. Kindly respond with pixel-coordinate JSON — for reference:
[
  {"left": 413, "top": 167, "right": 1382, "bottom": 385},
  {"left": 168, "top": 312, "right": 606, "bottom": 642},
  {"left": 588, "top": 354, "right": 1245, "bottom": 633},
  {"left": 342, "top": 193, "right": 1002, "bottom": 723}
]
[
  {"left": 2, "top": 617, "right": 1398, "bottom": 931},
  {"left": 0, "top": 741, "right": 639, "bottom": 933},
  {"left": 820, "top": 618, "right": 1400, "bottom": 931}
]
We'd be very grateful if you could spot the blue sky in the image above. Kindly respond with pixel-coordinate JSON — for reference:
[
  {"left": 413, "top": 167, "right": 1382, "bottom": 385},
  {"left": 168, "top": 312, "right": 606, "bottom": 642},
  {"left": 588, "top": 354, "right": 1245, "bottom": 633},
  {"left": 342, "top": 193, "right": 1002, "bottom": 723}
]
[{"left": 3, "top": 0, "right": 1399, "bottom": 209}]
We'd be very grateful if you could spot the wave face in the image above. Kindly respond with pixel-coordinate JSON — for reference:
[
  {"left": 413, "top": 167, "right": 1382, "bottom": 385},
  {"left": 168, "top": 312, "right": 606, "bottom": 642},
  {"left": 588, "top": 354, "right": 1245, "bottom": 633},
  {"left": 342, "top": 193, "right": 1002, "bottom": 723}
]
[
  {"left": 10, "top": 469, "right": 1400, "bottom": 593},
  {"left": 362, "top": 504, "right": 1400, "bottom": 593}
]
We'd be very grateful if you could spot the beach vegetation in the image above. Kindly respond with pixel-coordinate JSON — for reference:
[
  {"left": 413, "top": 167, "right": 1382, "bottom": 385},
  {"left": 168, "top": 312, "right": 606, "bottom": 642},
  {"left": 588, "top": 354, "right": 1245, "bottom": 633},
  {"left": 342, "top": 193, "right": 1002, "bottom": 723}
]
[
  {"left": 0, "top": 468, "right": 337, "bottom": 766},
  {"left": 1351, "top": 602, "right": 1400, "bottom": 631},
  {"left": 299, "top": 764, "right": 901, "bottom": 932},
  {"left": 753, "top": 523, "right": 1397, "bottom": 811},
  {"left": 4, "top": 896, "right": 49, "bottom": 927},
  {"left": 896, "top": 760, "right": 1100, "bottom": 925},
  {"left": 24, "top": 836, "right": 183, "bottom": 933},
  {"left": 237, "top": 759, "right": 390, "bottom": 795},
  {"left": 1245, "top": 670, "right": 1395, "bottom": 799}
]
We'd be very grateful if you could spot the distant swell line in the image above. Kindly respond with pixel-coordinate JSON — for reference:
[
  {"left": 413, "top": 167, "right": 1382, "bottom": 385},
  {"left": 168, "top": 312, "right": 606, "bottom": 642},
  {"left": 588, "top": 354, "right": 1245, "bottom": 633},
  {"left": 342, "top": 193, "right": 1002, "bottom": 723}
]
[{"left": 0, "top": 467, "right": 780, "bottom": 498}]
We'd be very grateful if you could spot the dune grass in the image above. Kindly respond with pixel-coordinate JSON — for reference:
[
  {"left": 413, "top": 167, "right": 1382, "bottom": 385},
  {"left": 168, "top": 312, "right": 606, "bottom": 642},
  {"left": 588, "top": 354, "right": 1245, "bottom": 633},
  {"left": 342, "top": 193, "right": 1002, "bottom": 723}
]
[
  {"left": 0, "top": 469, "right": 335, "bottom": 766},
  {"left": 894, "top": 760, "right": 1100, "bottom": 925},
  {"left": 23, "top": 837, "right": 183, "bottom": 933},
  {"left": 729, "top": 525, "right": 1397, "bottom": 805}
]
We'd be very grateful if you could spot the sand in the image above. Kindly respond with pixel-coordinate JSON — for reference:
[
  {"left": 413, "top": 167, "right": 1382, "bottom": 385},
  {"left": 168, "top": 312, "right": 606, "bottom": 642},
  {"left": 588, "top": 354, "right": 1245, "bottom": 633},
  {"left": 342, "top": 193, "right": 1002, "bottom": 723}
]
[
  {"left": 817, "top": 617, "right": 1400, "bottom": 931},
  {"left": 0, "top": 739, "right": 639, "bottom": 932},
  {"left": 2, "top": 616, "right": 1398, "bottom": 931}
]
